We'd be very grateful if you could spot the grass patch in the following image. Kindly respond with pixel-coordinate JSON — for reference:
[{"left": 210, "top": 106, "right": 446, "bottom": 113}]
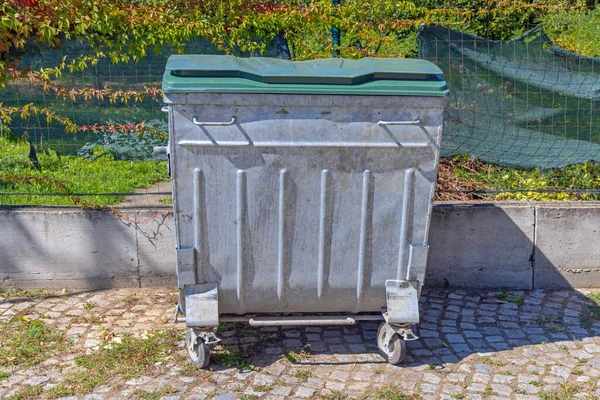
[
  {"left": 158, "top": 195, "right": 172, "bottom": 205},
  {"left": 5, "top": 384, "right": 44, "bottom": 400},
  {"left": 293, "top": 369, "right": 312, "bottom": 382},
  {"left": 65, "top": 313, "right": 105, "bottom": 324},
  {"left": 177, "top": 361, "right": 199, "bottom": 376},
  {"left": 44, "top": 384, "right": 76, "bottom": 399},
  {"left": 122, "top": 294, "right": 137, "bottom": 304},
  {"left": 132, "top": 386, "right": 179, "bottom": 400},
  {"left": 0, "top": 137, "right": 168, "bottom": 206},
  {"left": 212, "top": 348, "right": 254, "bottom": 371},
  {"left": 483, "top": 386, "right": 496, "bottom": 397},
  {"left": 496, "top": 289, "right": 523, "bottom": 305},
  {"left": 283, "top": 347, "right": 311, "bottom": 363},
  {"left": 372, "top": 384, "right": 415, "bottom": 399},
  {"left": 0, "top": 317, "right": 67, "bottom": 367},
  {"left": 538, "top": 382, "right": 579, "bottom": 400},
  {"left": 55, "top": 329, "right": 182, "bottom": 395},
  {"left": 438, "top": 156, "right": 600, "bottom": 202},
  {"left": 0, "top": 371, "right": 9, "bottom": 381},
  {"left": 529, "top": 380, "right": 542, "bottom": 387},
  {"left": 0, "top": 287, "right": 54, "bottom": 299},
  {"left": 252, "top": 385, "right": 271, "bottom": 392},
  {"left": 480, "top": 356, "right": 504, "bottom": 366},
  {"left": 82, "top": 302, "right": 97, "bottom": 310},
  {"left": 536, "top": 314, "right": 565, "bottom": 332},
  {"left": 582, "top": 293, "right": 600, "bottom": 328},
  {"left": 450, "top": 394, "right": 464, "bottom": 400},
  {"left": 575, "top": 357, "right": 588, "bottom": 366},
  {"left": 322, "top": 391, "right": 348, "bottom": 400},
  {"left": 586, "top": 293, "right": 600, "bottom": 316}
]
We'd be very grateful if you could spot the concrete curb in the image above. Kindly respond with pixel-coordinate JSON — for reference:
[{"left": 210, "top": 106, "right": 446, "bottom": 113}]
[{"left": 1, "top": 202, "right": 599, "bottom": 290}]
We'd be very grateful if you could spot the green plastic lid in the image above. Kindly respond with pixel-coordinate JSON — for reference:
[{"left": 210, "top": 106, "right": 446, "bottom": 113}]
[{"left": 162, "top": 55, "right": 448, "bottom": 96}]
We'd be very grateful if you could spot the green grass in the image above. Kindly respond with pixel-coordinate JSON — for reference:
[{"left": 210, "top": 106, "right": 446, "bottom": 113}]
[
  {"left": 121, "top": 293, "right": 138, "bottom": 304},
  {"left": 43, "top": 384, "right": 76, "bottom": 399},
  {"left": 252, "top": 385, "right": 272, "bottom": 392},
  {"left": 0, "top": 371, "right": 9, "bottom": 381},
  {"left": 0, "top": 137, "right": 168, "bottom": 206},
  {"left": 0, "top": 287, "right": 55, "bottom": 299},
  {"left": 57, "top": 329, "right": 182, "bottom": 395},
  {"left": 538, "top": 382, "right": 579, "bottom": 400},
  {"left": 132, "top": 386, "right": 180, "bottom": 400},
  {"left": 211, "top": 348, "right": 255, "bottom": 371},
  {"left": 372, "top": 385, "right": 416, "bottom": 400},
  {"left": 480, "top": 356, "right": 505, "bottom": 366},
  {"left": 3, "top": 133, "right": 599, "bottom": 206},
  {"left": 586, "top": 293, "right": 600, "bottom": 319},
  {"left": 442, "top": 155, "right": 600, "bottom": 201},
  {"left": 0, "top": 317, "right": 67, "bottom": 367},
  {"left": 293, "top": 369, "right": 312, "bottom": 382},
  {"left": 322, "top": 392, "right": 348, "bottom": 400},
  {"left": 496, "top": 288, "right": 523, "bottom": 305},
  {"left": 158, "top": 195, "right": 173, "bottom": 205},
  {"left": 283, "top": 347, "right": 311, "bottom": 363},
  {"left": 574, "top": 292, "right": 599, "bottom": 329},
  {"left": 5, "top": 384, "right": 45, "bottom": 400}
]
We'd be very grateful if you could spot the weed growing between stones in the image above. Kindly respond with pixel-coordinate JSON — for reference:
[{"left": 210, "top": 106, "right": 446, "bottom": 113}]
[
  {"left": 211, "top": 348, "right": 255, "bottom": 371},
  {"left": 480, "top": 356, "right": 505, "bottom": 367},
  {"left": 4, "top": 384, "right": 44, "bottom": 400},
  {"left": 10, "top": 329, "right": 186, "bottom": 399},
  {"left": 121, "top": 293, "right": 138, "bottom": 304},
  {"left": 371, "top": 384, "right": 418, "bottom": 399},
  {"left": 495, "top": 289, "right": 523, "bottom": 305},
  {"left": 538, "top": 382, "right": 579, "bottom": 400},
  {"left": 581, "top": 293, "right": 600, "bottom": 329},
  {"left": 283, "top": 347, "right": 311, "bottom": 363},
  {"left": 132, "top": 386, "right": 180, "bottom": 399},
  {"left": 0, "top": 288, "right": 56, "bottom": 299},
  {"left": 322, "top": 391, "right": 348, "bottom": 400},
  {"left": 293, "top": 368, "right": 312, "bottom": 382},
  {"left": 0, "top": 317, "right": 68, "bottom": 367}
]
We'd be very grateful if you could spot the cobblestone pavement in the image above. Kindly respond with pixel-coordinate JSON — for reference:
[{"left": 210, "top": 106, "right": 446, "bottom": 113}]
[{"left": 1, "top": 287, "right": 600, "bottom": 399}]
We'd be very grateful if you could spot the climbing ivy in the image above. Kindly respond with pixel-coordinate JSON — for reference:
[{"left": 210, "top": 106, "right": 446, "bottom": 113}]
[{"left": 0, "top": 0, "right": 597, "bottom": 135}]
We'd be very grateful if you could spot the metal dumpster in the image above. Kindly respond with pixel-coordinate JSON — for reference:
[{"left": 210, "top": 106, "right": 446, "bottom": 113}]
[{"left": 161, "top": 55, "right": 448, "bottom": 367}]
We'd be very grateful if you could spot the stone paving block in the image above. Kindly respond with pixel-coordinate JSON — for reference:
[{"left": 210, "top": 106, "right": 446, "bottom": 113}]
[{"left": 3, "top": 287, "right": 600, "bottom": 400}]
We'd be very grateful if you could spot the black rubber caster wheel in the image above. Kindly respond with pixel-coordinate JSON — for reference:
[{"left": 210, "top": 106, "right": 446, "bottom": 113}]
[
  {"left": 377, "top": 322, "right": 406, "bottom": 365},
  {"left": 186, "top": 328, "right": 210, "bottom": 369}
]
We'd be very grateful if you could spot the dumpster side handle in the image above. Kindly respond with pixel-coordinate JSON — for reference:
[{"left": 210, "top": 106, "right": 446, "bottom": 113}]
[
  {"left": 378, "top": 119, "right": 421, "bottom": 126},
  {"left": 192, "top": 116, "right": 237, "bottom": 126}
]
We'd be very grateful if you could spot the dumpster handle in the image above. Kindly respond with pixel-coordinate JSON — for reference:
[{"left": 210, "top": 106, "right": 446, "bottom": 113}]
[
  {"left": 378, "top": 119, "right": 421, "bottom": 126},
  {"left": 192, "top": 116, "right": 237, "bottom": 126}
]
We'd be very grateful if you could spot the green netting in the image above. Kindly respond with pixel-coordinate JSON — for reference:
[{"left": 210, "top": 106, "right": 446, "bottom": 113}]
[
  {"left": 4, "top": 27, "right": 600, "bottom": 169},
  {"left": 419, "top": 25, "right": 600, "bottom": 169}
]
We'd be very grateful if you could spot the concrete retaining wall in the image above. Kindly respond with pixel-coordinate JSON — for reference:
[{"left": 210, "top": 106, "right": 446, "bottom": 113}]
[{"left": 1, "top": 202, "right": 599, "bottom": 290}]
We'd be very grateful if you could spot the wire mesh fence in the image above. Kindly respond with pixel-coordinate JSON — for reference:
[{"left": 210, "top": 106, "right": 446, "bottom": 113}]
[
  {"left": 1, "top": 19, "right": 599, "bottom": 207},
  {"left": 419, "top": 25, "right": 600, "bottom": 170}
]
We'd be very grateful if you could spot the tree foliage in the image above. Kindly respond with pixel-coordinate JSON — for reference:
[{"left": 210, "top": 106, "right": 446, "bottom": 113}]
[{"left": 0, "top": 0, "right": 598, "bottom": 135}]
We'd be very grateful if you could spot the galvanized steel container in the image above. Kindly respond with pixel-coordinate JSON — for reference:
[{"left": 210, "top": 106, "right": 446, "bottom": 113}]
[{"left": 161, "top": 55, "right": 448, "bottom": 367}]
